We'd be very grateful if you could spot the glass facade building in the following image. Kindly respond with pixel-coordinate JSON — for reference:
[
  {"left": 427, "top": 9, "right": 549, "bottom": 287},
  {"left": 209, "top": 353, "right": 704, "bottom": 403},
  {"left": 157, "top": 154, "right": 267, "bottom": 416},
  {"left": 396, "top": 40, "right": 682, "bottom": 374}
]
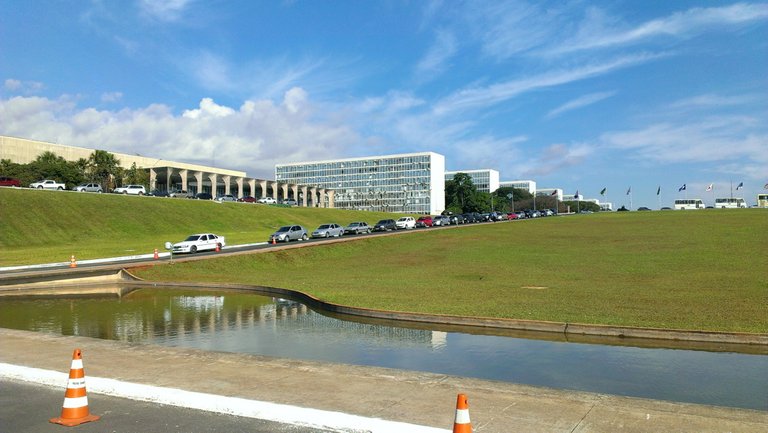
[
  {"left": 275, "top": 152, "right": 445, "bottom": 215},
  {"left": 445, "top": 169, "right": 500, "bottom": 193},
  {"left": 500, "top": 180, "right": 536, "bottom": 195}
]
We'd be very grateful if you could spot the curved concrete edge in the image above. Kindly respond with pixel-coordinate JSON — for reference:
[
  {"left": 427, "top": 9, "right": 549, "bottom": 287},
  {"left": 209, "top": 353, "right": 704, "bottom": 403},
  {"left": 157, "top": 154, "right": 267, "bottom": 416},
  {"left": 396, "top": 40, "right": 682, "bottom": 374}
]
[
  {"left": 0, "top": 363, "right": 449, "bottom": 433},
  {"left": 120, "top": 272, "right": 768, "bottom": 347}
]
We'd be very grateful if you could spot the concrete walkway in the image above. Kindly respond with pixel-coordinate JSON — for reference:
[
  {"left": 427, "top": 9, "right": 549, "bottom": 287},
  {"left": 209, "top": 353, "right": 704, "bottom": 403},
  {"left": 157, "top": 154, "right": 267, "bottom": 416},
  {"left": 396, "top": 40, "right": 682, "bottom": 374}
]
[{"left": 1, "top": 328, "right": 765, "bottom": 432}]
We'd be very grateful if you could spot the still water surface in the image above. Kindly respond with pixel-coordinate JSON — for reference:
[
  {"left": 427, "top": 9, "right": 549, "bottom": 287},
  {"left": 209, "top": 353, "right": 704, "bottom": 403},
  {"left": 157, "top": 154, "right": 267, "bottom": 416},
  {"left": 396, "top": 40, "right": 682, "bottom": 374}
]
[{"left": 1, "top": 287, "right": 765, "bottom": 411}]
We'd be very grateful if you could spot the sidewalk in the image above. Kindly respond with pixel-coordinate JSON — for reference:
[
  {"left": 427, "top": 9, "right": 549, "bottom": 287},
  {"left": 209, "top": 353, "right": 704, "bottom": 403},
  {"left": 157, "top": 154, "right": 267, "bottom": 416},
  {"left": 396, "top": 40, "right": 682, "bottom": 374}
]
[{"left": 1, "top": 328, "right": 765, "bottom": 432}]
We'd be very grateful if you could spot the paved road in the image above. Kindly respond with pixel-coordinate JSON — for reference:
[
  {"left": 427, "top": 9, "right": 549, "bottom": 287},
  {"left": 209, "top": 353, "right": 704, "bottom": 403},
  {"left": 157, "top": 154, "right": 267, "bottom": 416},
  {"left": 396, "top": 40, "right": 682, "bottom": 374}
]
[{"left": 1, "top": 380, "right": 339, "bottom": 433}]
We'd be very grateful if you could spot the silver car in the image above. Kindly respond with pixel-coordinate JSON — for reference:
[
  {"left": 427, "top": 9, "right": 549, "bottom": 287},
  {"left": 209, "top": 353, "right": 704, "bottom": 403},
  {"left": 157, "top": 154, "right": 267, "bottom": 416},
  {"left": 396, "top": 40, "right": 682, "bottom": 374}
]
[
  {"left": 269, "top": 225, "right": 308, "bottom": 243},
  {"left": 344, "top": 221, "right": 371, "bottom": 234},
  {"left": 73, "top": 183, "right": 103, "bottom": 193},
  {"left": 312, "top": 223, "right": 344, "bottom": 238}
]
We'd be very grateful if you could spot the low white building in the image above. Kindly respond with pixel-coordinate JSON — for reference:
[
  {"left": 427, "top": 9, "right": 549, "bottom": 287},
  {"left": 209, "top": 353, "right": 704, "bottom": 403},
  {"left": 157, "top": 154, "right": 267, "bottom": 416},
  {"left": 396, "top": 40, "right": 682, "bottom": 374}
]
[{"left": 536, "top": 188, "right": 563, "bottom": 201}]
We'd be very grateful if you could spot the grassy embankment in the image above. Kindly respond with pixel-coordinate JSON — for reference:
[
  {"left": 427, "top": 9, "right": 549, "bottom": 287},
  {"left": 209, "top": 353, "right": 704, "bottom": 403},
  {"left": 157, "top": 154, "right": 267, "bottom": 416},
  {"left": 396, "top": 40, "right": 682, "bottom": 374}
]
[
  {"left": 138, "top": 208, "right": 767, "bottom": 333},
  {"left": 2, "top": 187, "right": 766, "bottom": 333},
  {"left": 0, "top": 187, "right": 400, "bottom": 265}
]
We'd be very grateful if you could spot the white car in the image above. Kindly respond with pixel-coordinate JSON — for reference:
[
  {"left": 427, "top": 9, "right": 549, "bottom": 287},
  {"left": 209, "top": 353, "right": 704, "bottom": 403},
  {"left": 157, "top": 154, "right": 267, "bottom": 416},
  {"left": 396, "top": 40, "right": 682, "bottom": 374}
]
[
  {"left": 172, "top": 233, "right": 226, "bottom": 254},
  {"left": 29, "top": 179, "right": 66, "bottom": 190},
  {"left": 73, "top": 183, "right": 103, "bottom": 193},
  {"left": 395, "top": 216, "right": 416, "bottom": 230},
  {"left": 257, "top": 197, "right": 277, "bottom": 204},
  {"left": 114, "top": 184, "right": 146, "bottom": 195}
]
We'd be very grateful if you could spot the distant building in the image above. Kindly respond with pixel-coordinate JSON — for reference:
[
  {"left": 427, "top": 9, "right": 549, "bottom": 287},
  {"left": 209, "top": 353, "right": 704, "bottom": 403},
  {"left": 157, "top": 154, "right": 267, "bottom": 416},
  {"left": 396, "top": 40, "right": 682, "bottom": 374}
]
[
  {"left": 0, "top": 135, "right": 333, "bottom": 206},
  {"left": 536, "top": 188, "right": 563, "bottom": 201},
  {"left": 600, "top": 202, "right": 614, "bottom": 211},
  {"left": 499, "top": 179, "right": 536, "bottom": 195},
  {"left": 276, "top": 152, "right": 445, "bottom": 215},
  {"left": 445, "top": 169, "right": 499, "bottom": 193}
]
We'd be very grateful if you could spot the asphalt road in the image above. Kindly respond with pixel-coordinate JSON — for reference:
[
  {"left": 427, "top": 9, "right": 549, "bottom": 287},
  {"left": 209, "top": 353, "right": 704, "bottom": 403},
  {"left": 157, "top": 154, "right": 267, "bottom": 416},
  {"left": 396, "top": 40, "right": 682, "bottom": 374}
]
[{"left": 0, "top": 380, "right": 342, "bottom": 433}]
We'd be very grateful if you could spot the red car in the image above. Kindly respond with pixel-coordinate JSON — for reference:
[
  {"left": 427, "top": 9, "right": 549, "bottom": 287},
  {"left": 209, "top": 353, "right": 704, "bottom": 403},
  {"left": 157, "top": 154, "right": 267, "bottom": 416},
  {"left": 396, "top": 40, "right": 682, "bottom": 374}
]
[
  {"left": 507, "top": 212, "right": 520, "bottom": 220},
  {"left": 0, "top": 176, "right": 21, "bottom": 187},
  {"left": 416, "top": 216, "right": 433, "bottom": 227},
  {"left": 237, "top": 196, "right": 257, "bottom": 203}
]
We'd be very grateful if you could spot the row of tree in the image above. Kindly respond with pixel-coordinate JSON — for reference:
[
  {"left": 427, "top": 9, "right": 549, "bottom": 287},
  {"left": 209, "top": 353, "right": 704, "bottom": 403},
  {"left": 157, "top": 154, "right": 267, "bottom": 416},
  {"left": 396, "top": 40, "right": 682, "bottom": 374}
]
[
  {"left": 0, "top": 150, "right": 148, "bottom": 191},
  {"left": 444, "top": 172, "right": 601, "bottom": 214}
]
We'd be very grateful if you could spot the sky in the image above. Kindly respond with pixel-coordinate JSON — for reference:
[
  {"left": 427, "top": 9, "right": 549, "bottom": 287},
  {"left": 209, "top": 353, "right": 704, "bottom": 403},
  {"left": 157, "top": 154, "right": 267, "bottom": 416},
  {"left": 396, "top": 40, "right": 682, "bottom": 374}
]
[{"left": 1, "top": 0, "right": 766, "bottom": 209}]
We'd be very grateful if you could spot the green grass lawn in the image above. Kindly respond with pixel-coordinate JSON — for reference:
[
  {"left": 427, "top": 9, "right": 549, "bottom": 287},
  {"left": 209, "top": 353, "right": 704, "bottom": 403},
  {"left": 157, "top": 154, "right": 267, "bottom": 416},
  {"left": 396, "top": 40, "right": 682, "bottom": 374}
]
[
  {"left": 3, "top": 187, "right": 766, "bottom": 333},
  {"left": 0, "top": 188, "right": 401, "bottom": 265},
  {"left": 134, "top": 209, "right": 768, "bottom": 333}
]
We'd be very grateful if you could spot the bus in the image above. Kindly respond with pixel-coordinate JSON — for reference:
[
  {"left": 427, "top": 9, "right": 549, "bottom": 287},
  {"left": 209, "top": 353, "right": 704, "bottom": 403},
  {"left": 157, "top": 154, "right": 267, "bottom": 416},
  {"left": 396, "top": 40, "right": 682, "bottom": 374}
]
[
  {"left": 674, "top": 199, "right": 705, "bottom": 210},
  {"left": 714, "top": 198, "right": 747, "bottom": 208},
  {"left": 758, "top": 193, "right": 768, "bottom": 208}
]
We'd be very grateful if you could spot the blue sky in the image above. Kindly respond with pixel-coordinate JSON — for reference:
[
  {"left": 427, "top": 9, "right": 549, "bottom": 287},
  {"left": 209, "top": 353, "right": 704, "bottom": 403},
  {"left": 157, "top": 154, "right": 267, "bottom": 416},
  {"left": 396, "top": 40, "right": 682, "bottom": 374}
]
[{"left": 1, "top": 0, "right": 766, "bottom": 208}]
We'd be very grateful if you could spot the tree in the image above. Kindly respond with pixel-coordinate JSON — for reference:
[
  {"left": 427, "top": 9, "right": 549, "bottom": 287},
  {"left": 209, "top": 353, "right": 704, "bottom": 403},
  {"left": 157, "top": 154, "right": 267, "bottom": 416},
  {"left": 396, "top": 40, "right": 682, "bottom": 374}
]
[
  {"left": 445, "top": 172, "right": 482, "bottom": 213},
  {"left": 122, "top": 162, "right": 148, "bottom": 187},
  {"left": 87, "top": 150, "right": 121, "bottom": 190}
]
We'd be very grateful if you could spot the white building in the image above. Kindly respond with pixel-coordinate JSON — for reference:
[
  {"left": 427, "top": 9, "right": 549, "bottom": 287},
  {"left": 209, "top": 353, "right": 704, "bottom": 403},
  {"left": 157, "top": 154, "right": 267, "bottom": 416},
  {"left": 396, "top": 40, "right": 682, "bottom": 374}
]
[
  {"left": 537, "top": 188, "right": 563, "bottom": 201},
  {"left": 276, "top": 152, "right": 445, "bottom": 215},
  {"left": 500, "top": 180, "right": 536, "bottom": 195},
  {"left": 444, "top": 169, "right": 499, "bottom": 193}
]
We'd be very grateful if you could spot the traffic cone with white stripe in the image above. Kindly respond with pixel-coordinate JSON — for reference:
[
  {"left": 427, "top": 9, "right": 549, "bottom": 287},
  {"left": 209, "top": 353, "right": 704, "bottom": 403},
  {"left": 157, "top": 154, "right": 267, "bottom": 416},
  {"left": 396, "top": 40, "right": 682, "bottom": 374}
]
[
  {"left": 69, "top": 255, "right": 77, "bottom": 268},
  {"left": 50, "top": 348, "right": 100, "bottom": 426},
  {"left": 453, "top": 393, "right": 471, "bottom": 433}
]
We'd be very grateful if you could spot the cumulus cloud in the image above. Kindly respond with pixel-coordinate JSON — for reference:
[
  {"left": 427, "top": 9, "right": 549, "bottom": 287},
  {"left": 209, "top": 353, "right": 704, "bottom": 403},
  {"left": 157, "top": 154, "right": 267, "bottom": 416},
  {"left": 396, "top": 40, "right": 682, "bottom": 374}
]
[
  {"left": 4, "top": 79, "right": 44, "bottom": 94},
  {"left": 0, "top": 90, "right": 358, "bottom": 178}
]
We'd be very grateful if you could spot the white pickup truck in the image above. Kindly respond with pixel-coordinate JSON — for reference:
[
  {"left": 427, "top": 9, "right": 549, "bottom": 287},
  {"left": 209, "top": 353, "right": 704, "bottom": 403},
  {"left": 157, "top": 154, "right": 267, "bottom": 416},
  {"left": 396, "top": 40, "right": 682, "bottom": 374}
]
[{"left": 29, "top": 179, "right": 66, "bottom": 190}]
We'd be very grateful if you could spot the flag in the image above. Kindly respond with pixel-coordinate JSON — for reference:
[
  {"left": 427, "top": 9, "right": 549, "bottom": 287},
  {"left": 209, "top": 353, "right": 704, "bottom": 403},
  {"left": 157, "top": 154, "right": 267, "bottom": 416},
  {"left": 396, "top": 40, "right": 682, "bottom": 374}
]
[
  {"left": 736, "top": 182, "right": 743, "bottom": 190},
  {"left": 764, "top": 183, "right": 768, "bottom": 189},
  {"left": 600, "top": 187, "right": 606, "bottom": 196},
  {"left": 626, "top": 187, "right": 631, "bottom": 195},
  {"left": 678, "top": 184, "right": 686, "bottom": 192},
  {"left": 656, "top": 186, "right": 660, "bottom": 196},
  {"left": 706, "top": 183, "right": 713, "bottom": 192},
  {"left": 574, "top": 190, "right": 579, "bottom": 199},
  {"left": 550, "top": 189, "right": 557, "bottom": 196}
]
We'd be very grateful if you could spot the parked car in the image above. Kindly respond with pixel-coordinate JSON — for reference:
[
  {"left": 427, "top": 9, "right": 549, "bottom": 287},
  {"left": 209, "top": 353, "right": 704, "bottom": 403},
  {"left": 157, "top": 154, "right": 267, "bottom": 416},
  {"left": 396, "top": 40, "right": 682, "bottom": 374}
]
[
  {"left": 415, "top": 216, "right": 433, "bottom": 228},
  {"left": 432, "top": 216, "right": 444, "bottom": 226},
  {"left": 237, "top": 196, "right": 257, "bottom": 203},
  {"left": 637, "top": 207, "right": 652, "bottom": 211},
  {"left": 373, "top": 219, "right": 397, "bottom": 232},
  {"left": 258, "top": 197, "right": 277, "bottom": 204},
  {"left": 283, "top": 199, "right": 298, "bottom": 206},
  {"left": 172, "top": 233, "right": 226, "bottom": 254},
  {"left": 269, "top": 225, "right": 308, "bottom": 242},
  {"left": 395, "top": 216, "right": 416, "bottom": 230},
  {"left": 192, "top": 192, "right": 213, "bottom": 200},
  {"left": 312, "top": 223, "right": 344, "bottom": 238},
  {"left": 114, "top": 184, "right": 146, "bottom": 195},
  {"left": 29, "top": 179, "right": 66, "bottom": 190},
  {"left": 0, "top": 176, "right": 21, "bottom": 187},
  {"left": 168, "top": 189, "right": 187, "bottom": 198},
  {"left": 215, "top": 194, "right": 237, "bottom": 202},
  {"left": 148, "top": 189, "right": 169, "bottom": 197},
  {"left": 344, "top": 221, "right": 371, "bottom": 235},
  {"left": 449, "top": 215, "right": 461, "bottom": 225},
  {"left": 73, "top": 183, "right": 103, "bottom": 193}
]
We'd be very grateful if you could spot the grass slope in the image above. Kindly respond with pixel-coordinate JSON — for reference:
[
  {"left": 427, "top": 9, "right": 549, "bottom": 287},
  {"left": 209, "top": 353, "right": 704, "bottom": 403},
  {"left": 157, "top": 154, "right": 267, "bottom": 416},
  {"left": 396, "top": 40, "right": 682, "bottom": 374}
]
[
  {"left": 3, "top": 188, "right": 766, "bottom": 332},
  {"left": 134, "top": 209, "right": 768, "bottom": 333},
  {"left": 0, "top": 188, "right": 401, "bottom": 265}
]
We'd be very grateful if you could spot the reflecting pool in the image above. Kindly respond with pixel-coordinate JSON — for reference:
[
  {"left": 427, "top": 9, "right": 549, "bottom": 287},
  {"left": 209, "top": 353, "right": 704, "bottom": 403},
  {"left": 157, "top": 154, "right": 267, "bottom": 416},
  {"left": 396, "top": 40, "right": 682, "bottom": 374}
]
[{"left": 0, "top": 287, "right": 765, "bottom": 410}]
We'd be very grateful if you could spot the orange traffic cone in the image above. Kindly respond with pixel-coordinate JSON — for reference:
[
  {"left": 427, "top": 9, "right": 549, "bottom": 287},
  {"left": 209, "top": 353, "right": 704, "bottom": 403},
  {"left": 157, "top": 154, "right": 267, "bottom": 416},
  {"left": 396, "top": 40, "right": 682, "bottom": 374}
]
[
  {"left": 69, "top": 255, "right": 77, "bottom": 268},
  {"left": 271, "top": 237, "right": 276, "bottom": 245},
  {"left": 453, "top": 393, "right": 471, "bottom": 433},
  {"left": 50, "top": 349, "right": 100, "bottom": 426},
  {"left": 153, "top": 248, "right": 159, "bottom": 260},
  {"left": 215, "top": 243, "right": 220, "bottom": 252}
]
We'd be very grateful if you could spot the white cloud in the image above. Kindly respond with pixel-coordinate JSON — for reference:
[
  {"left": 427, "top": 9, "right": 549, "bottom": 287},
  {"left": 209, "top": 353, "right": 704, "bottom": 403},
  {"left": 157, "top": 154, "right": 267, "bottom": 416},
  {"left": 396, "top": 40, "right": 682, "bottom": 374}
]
[
  {"left": 0, "top": 91, "right": 358, "bottom": 178},
  {"left": 546, "top": 91, "right": 615, "bottom": 119},
  {"left": 546, "top": 3, "right": 768, "bottom": 55},
  {"left": 139, "top": 0, "right": 193, "bottom": 22},
  {"left": 668, "top": 93, "right": 756, "bottom": 111},
  {"left": 415, "top": 29, "right": 457, "bottom": 80},
  {"left": 600, "top": 116, "right": 768, "bottom": 179},
  {"left": 433, "top": 53, "right": 662, "bottom": 115},
  {"left": 520, "top": 142, "right": 595, "bottom": 177},
  {"left": 100, "top": 92, "right": 124, "bottom": 103},
  {"left": 4, "top": 79, "right": 44, "bottom": 94}
]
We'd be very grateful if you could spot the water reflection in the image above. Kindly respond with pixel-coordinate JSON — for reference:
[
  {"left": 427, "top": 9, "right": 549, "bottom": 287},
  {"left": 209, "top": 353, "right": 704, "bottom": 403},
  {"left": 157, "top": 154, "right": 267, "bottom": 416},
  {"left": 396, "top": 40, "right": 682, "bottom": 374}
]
[{"left": 0, "top": 287, "right": 765, "bottom": 411}]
